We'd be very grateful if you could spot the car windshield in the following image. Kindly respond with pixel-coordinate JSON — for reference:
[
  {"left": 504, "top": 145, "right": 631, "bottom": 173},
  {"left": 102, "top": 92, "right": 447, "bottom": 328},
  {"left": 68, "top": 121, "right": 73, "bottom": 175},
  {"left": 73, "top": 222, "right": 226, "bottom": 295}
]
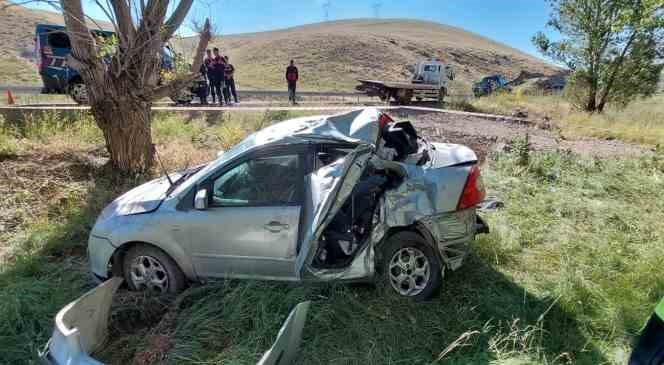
[{"left": 170, "top": 132, "right": 261, "bottom": 197}]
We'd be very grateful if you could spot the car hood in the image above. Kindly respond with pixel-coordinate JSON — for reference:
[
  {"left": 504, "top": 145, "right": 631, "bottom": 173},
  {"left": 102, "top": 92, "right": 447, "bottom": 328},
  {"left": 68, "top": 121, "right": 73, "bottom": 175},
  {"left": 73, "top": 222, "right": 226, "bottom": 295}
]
[{"left": 97, "top": 173, "right": 183, "bottom": 220}]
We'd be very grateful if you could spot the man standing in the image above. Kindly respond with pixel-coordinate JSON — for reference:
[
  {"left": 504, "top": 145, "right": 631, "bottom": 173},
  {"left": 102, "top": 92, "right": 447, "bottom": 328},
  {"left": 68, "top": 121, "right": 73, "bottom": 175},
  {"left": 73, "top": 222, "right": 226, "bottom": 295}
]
[
  {"left": 204, "top": 49, "right": 214, "bottom": 103},
  {"left": 286, "top": 60, "right": 299, "bottom": 105},
  {"left": 224, "top": 56, "right": 239, "bottom": 104},
  {"left": 209, "top": 48, "right": 226, "bottom": 106}
]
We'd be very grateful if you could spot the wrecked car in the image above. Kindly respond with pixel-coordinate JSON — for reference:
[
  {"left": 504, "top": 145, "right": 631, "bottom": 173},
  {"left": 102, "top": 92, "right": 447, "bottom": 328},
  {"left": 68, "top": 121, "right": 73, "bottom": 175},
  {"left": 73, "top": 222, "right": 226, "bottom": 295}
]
[{"left": 88, "top": 108, "right": 488, "bottom": 301}]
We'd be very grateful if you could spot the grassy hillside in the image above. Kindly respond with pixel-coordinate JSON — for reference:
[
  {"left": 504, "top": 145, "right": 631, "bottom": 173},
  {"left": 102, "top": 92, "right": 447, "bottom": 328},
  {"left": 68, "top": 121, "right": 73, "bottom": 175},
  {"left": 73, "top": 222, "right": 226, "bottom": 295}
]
[{"left": 1, "top": 1, "right": 558, "bottom": 92}]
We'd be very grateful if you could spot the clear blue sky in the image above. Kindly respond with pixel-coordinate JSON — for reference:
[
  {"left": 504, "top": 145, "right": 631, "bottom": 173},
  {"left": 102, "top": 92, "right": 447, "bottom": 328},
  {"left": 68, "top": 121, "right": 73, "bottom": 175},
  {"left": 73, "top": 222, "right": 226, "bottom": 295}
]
[{"left": 19, "top": 0, "right": 556, "bottom": 59}]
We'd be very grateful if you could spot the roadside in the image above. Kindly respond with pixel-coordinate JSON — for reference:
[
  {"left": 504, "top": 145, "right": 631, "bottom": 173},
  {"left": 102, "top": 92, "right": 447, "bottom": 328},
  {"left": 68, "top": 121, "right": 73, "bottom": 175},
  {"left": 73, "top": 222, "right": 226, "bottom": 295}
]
[
  {"left": 411, "top": 112, "right": 648, "bottom": 161},
  {"left": 466, "top": 92, "right": 664, "bottom": 147}
]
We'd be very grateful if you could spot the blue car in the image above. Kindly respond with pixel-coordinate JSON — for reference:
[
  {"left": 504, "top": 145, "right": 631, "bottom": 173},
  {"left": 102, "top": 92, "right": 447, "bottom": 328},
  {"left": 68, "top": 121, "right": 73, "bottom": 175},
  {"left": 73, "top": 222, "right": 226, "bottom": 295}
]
[
  {"left": 472, "top": 75, "right": 511, "bottom": 97},
  {"left": 34, "top": 24, "right": 177, "bottom": 104}
]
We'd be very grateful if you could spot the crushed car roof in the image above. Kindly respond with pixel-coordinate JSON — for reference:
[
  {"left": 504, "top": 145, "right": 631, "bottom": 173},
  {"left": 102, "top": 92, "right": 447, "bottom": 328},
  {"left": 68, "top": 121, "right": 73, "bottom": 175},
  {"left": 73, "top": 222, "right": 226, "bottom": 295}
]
[{"left": 250, "top": 108, "right": 382, "bottom": 147}]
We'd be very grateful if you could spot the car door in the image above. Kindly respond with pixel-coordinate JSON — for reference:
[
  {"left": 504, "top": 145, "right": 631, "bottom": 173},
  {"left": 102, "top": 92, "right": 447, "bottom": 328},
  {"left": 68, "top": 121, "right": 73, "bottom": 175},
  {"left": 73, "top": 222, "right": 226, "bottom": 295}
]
[
  {"left": 187, "top": 149, "right": 305, "bottom": 280},
  {"left": 295, "top": 144, "right": 374, "bottom": 280}
]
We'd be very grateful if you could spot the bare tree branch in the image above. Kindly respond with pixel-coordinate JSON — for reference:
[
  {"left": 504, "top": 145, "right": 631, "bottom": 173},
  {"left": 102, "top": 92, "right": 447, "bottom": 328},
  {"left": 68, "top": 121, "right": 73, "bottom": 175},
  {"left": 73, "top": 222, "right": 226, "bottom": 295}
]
[
  {"left": 61, "top": 0, "right": 97, "bottom": 66},
  {"left": 162, "top": 0, "right": 194, "bottom": 42},
  {"left": 109, "top": 0, "right": 137, "bottom": 46},
  {"left": 152, "top": 18, "right": 212, "bottom": 99}
]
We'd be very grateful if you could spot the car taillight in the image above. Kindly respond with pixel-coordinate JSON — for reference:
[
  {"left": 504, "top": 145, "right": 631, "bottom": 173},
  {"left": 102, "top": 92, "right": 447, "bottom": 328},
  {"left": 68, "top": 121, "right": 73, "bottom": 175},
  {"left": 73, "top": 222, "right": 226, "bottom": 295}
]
[
  {"left": 457, "top": 164, "right": 485, "bottom": 210},
  {"left": 378, "top": 113, "right": 394, "bottom": 129}
]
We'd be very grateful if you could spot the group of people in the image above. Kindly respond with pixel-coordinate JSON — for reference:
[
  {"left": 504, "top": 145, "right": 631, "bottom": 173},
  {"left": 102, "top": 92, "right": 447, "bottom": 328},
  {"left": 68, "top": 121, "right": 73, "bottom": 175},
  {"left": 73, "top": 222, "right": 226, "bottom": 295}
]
[
  {"left": 198, "top": 47, "right": 239, "bottom": 105},
  {"left": 194, "top": 47, "right": 301, "bottom": 106}
]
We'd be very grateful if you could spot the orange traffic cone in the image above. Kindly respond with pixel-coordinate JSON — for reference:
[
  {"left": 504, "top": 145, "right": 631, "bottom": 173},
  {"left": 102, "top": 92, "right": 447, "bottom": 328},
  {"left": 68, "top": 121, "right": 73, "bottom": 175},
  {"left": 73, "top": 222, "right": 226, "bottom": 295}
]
[{"left": 6, "top": 90, "right": 15, "bottom": 105}]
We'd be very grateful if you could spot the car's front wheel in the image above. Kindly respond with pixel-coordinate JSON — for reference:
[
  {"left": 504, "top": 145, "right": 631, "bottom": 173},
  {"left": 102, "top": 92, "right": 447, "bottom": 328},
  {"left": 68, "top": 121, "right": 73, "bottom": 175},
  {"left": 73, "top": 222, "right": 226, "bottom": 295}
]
[
  {"left": 123, "top": 244, "right": 186, "bottom": 294},
  {"left": 379, "top": 231, "right": 443, "bottom": 301}
]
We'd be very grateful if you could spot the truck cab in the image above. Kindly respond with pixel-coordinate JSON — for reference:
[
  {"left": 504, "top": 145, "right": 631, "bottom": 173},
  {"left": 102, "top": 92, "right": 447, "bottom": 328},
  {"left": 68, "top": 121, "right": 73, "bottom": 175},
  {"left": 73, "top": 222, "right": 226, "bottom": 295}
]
[{"left": 412, "top": 59, "right": 454, "bottom": 89}]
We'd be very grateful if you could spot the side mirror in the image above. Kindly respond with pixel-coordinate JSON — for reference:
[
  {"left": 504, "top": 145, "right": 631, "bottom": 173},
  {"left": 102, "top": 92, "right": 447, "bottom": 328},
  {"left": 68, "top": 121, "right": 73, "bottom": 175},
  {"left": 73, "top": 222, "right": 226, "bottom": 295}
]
[{"left": 194, "top": 189, "right": 208, "bottom": 210}]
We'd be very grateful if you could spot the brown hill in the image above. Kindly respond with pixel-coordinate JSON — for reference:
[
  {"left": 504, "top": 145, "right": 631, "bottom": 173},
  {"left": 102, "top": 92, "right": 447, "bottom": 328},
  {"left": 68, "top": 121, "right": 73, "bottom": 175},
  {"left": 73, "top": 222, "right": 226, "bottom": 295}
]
[
  {"left": 1, "top": 1, "right": 558, "bottom": 92},
  {"left": 175, "top": 19, "right": 560, "bottom": 92}
]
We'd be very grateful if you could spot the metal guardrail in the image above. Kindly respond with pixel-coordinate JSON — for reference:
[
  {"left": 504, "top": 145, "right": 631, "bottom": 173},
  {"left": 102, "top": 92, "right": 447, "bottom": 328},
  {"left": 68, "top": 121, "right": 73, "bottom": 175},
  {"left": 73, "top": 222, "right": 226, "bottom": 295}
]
[{"left": 0, "top": 84, "right": 362, "bottom": 97}]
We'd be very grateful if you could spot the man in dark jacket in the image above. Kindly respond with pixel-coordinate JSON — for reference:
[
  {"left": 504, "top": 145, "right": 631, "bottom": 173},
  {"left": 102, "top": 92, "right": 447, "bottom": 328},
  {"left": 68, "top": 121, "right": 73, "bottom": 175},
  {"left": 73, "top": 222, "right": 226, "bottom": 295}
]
[
  {"left": 286, "top": 60, "right": 299, "bottom": 105},
  {"left": 203, "top": 49, "right": 214, "bottom": 103},
  {"left": 209, "top": 47, "right": 226, "bottom": 105}
]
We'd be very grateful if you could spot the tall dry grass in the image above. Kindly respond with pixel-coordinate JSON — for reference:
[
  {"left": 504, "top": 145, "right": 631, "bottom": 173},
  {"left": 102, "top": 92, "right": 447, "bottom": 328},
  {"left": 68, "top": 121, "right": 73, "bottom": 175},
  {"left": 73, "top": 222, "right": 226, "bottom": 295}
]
[{"left": 468, "top": 91, "right": 664, "bottom": 146}]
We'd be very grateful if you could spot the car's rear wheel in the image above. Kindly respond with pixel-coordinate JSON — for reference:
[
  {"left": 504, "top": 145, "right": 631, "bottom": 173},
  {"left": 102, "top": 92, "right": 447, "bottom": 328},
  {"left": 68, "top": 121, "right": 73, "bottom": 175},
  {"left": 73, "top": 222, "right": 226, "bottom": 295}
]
[
  {"left": 123, "top": 244, "right": 186, "bottom": 294},
  {"left": 379, "top": 231, "right": 443, "bottom": 301},
  {"left": 68, "top": 82, "right": 88, "bottom": 105}
]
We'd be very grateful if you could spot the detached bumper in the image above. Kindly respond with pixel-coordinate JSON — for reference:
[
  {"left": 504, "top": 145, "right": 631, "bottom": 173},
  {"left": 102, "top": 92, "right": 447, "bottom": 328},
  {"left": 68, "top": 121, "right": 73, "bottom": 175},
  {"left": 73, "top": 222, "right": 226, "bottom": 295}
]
[
  {"left": 39, "top": 277, "right": 310, "bottom": 365},
  {"left": 39, "top": 277, "right": 123, "bottom": 365}
]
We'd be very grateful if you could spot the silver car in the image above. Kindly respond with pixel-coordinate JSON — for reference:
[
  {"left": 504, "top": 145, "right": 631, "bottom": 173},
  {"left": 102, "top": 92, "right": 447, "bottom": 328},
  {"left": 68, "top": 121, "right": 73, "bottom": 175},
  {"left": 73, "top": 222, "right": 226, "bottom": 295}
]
[{"left": 88, "top": 108, "right": 488, "bottom": 301}]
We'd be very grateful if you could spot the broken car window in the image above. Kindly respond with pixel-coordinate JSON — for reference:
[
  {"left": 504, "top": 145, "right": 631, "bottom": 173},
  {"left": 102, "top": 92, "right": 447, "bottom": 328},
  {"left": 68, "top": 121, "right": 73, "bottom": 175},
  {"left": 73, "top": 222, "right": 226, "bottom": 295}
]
[
  {"left": 212, "top": 155, "right": 299, "bottom": 206},
  {"left": 315, "top": 147, "right": 354, "bottom": 170}
]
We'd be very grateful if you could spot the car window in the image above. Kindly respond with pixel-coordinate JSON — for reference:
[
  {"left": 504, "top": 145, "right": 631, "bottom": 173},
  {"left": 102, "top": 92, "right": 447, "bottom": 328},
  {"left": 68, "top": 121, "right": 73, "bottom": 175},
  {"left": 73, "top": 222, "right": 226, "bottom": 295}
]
[
  {"left": 47, "top": 31, "right": 71, "bottom": 49},
  {"left": 315, "top": 147, "right": 353, "bottom": 170},
  {"left": 212, "top": 155, "right": 300, "bottom": 206}
]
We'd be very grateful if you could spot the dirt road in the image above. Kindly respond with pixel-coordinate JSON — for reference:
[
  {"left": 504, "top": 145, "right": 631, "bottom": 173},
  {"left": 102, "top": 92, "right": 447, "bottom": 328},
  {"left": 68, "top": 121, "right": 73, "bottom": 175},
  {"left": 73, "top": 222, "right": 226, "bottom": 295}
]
[{"left": 411, "top": 112, "right": 647, "bottom": 161}]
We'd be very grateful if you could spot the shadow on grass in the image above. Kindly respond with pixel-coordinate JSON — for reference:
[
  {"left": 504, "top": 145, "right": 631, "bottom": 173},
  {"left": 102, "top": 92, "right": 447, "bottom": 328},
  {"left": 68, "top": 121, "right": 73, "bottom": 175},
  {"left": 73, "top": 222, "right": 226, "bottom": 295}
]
[{"left": 105, "top": 252, "right": 606, "bottom": 365}]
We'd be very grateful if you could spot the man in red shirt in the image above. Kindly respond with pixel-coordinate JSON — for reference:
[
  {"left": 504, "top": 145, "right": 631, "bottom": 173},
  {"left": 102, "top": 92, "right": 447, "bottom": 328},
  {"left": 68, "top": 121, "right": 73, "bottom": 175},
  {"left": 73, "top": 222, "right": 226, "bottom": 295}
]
[{"left": 285, "top": 60, "right": 299, "bottom": 105}]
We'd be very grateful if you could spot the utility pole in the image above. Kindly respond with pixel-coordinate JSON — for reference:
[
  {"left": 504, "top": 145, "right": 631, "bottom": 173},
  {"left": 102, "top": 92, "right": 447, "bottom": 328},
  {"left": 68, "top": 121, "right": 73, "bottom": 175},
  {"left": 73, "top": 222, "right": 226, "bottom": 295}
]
[
  {"left": 372, "top": 1, "right": 382, "bottom": 18},
  {"left": 323, "top": 0, "right": 331, "bottom": 21}
]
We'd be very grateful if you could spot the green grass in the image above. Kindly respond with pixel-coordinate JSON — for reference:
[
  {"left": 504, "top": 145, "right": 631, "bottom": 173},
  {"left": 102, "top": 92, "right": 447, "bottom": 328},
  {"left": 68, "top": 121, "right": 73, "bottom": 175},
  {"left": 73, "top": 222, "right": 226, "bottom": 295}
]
[{"left": 1, "top": 111, "right": 663, "bottom": 364}]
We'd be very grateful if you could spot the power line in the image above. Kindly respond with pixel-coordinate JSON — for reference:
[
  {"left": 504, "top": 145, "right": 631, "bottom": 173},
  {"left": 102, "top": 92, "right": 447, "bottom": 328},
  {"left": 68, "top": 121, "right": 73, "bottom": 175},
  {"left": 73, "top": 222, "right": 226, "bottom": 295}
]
[
  {"left": 323, "top": 1, "right": 331, "bottom": 21},
  {"left": 372, "top": 1, "right": 382, "bottom": 18}
]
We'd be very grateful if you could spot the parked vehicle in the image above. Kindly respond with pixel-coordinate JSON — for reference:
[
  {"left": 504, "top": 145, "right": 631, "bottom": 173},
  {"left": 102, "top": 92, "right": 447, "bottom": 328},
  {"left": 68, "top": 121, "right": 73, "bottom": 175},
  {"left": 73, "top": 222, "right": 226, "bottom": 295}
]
[
  {"left": 39, "top": 277, "right": 310, "bottom": 365},
  {"left": 87, "top": 108, "right": 488, "bottom": 301},
  {"left": 356, "top": 59, "right": 454, "bottom": 104},
  {"left": 472, "top": 74, "right": 511, "bottom": 97},
  {"left": 34, "top": 24, "right": 191, "bottom": 104}
]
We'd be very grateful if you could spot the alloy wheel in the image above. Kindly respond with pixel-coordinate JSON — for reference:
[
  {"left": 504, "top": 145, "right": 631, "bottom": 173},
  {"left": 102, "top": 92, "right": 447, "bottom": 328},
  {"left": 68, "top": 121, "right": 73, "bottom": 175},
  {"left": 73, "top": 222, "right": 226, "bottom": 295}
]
[
  {"left": 129, "top": 255, "right": 169, "bottom": 293},
  {"left": 388, "top": 247, "right": 431, "bottom": 297}
]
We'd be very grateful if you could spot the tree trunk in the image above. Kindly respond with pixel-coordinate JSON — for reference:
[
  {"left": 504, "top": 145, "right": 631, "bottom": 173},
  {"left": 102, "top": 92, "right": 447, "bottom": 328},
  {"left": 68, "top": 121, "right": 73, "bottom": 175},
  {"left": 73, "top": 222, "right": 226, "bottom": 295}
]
[{"left": 91, "top": 98, "right": 154, "bottom": 173}]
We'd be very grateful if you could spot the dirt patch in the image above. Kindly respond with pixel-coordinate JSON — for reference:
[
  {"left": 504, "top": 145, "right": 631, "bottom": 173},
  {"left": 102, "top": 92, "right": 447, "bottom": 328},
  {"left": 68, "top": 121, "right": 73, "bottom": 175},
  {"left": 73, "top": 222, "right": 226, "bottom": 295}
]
[
  {"left": 0, "top": 147, "right": 101, "bottom": 237},
  {"left": 411, "top": 112, "right": 648, "bottom": 160}
]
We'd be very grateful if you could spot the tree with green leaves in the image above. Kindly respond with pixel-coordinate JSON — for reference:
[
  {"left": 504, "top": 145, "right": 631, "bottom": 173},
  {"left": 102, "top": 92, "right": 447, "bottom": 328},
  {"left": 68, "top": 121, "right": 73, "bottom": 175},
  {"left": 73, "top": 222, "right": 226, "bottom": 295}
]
[{"left": 533, "top": 0, "right": 663, "bottom": 112}]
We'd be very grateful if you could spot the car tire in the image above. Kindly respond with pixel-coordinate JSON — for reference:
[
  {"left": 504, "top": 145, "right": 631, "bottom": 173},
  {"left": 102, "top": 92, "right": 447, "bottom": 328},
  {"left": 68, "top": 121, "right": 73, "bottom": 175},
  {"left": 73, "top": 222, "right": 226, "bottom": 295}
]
[
  {"left": 378, "top": 231, "right": 443, "bottom": 301},
  {"left": 68, "top": 82, "right": 88, "bottom": 105},
  {"left": 123, "top": 244, "right": 187, "bottom": 294}
]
